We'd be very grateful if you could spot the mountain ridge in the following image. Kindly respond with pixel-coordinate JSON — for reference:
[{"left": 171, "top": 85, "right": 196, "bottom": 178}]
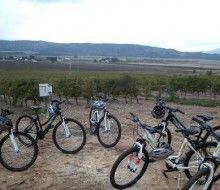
[
  {"left": 1, "top": 40, "right": 220, "bottom": 60},
  {"left": 208, "top": 48, "right": 220, "bottom": 55}
]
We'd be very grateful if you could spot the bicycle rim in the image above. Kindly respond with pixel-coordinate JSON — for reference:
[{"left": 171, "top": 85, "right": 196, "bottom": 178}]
[
  {"left": 98, "top": 115, "right": 121, "bottom": 148},
  {"left": 0, "top": 133, "right": 38, "bottom": 171},
  {"left": 53, "top": 119, "right": 86, "bottom": 154}
]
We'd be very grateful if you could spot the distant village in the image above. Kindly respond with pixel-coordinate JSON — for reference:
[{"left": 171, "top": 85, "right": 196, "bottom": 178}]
[{"left": 0, "top": 55, "right": 121, "bottom": 63}]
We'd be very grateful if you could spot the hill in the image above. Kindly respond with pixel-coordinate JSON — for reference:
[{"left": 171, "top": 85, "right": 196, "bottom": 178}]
[
  {"left": 208, "top": 48, "right": 220, "bottom": 55},
  {"left": 1, "top": 40, "right": 220, "bottom": 60}
]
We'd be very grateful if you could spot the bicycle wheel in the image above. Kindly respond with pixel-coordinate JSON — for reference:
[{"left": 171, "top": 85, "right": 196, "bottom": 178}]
[
  {"left": 184, "top": 142, "right": 217, "bottom": 179},
  {"left": 110, "top": 147, "right": 149, "bottom": 189},
  {"left": 0, "top": 132, "right": 38, "bottom": 171},
  {"left": 97, "top": 114, "right": 121, "bottom": 148},
  {"left": 16, "top": 115, "right": 38, "bottom": 141},
  {"left": 52, "top": 118, "right": 86, "bottom": 154},
  {"left": 182, "top": 168, "right": 211, "bottom": 190}
]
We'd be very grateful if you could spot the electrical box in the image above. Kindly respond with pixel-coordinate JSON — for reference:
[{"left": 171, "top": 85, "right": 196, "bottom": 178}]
[{"left": 39, "top": 84, "right": 52, "bottom": 97}]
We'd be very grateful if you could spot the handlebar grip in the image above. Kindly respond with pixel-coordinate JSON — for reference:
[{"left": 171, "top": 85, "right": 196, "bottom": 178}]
[
  {"left": 178, "top": 109, "right": 185, "bottom": 114},
  {"left": 129, "top": 112, "right": 136, "bottom": 117},
  {"left": 192, "top": 117, "right": 203, "bottom": 125},
  {"left": 1, "top": 109, "right": 14, "bottom": 116},
  {"left": 129, "top": 112, "right": 140, "bottom": 122},
  {"left": 51, "top": 100, "right": 65, "bottom": 105},
  {"left": 58, "top": 100, "right": 65, "bottom": 105},
  {"left": 175, "top": 129, "right": 182, "bottom": 133}
]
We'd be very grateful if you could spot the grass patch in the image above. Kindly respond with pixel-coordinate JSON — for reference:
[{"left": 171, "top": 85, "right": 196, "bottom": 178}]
[{"left": 170, "top": 97, "right": 220, "bottom": 107}]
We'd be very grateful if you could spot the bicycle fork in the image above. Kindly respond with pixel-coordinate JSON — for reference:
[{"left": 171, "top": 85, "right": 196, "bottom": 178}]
[
  {"left": 9, "top": 130, "right": 19, "bottom": 153},
  {"left": 62, "top": 117, "right": 71, "bottom": 138},
  {"left": 127, "top": 141, "right": 144, "bottom": 172},
  {"left": 104, "top": 112, "right": 110, "bottom": 131},
  {"left": 198, "top": 162, "right": 214, "bottom": 190}
]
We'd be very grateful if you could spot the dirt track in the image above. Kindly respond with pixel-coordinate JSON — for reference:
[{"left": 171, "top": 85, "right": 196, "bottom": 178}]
[{"left": 0, "top": 99, "right": 220, "bottom": 190}]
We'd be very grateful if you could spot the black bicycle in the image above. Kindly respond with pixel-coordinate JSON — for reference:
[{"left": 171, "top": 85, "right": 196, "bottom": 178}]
[
  {"left": 182, "top": 116, "right": 220, "bottom": 190},
  {"left": 0, "top": 109, "right": 38, "bottom": 171},
  {"left": 89, "top": 96, "right": 121, "bottom": 148},
  {"left": 16, "top": 100, "right": 86, "bottom": 154},
  {"left": 152, "top": 99, "right": 220, "bottom": 146}
]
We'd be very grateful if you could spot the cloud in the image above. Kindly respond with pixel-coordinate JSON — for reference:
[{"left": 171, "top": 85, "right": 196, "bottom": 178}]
[{"left": 0, "top": 0, "right": 220, "bottom": 51}]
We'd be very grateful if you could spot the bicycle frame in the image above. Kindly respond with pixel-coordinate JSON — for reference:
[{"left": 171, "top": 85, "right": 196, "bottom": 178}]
[
  {"left": 134, "top": 127, "right": 204, "bottom": 171},
  {"left": 32, "top": 110, "right": 63, "bottom": 137},
  {"left": 161, "top": 110, "right": 186, "bottom": 132},
  {"left": 91, "top": 108, "right": 111, "bottom": 131},
  {"left": 165, "top": 138, "right": 203, "bottom": 170}
]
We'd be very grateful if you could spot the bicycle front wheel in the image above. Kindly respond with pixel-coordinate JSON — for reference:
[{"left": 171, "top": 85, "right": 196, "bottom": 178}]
[
  {"left": 53, "top": 118, "right": 86, "bottom": 154},
  {"left": 110, "top": 147, "right": 149, "bottom": 189},
  {"left": 0, "top": 132, "right": 38, "bottom": 171},
  {"left": 97, "top": 114, "right": 121, "bottom": 148},
  {"left": 184, "top": 142, "right": 217, "bottom": 179},
  {"left": 182, "top": 168, "right": 211, "bottom": 190}
]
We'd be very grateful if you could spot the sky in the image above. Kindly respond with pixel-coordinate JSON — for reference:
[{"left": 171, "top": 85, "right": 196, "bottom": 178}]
[{"left": 0, "top": 0, "right": 220, "bottom": 52}]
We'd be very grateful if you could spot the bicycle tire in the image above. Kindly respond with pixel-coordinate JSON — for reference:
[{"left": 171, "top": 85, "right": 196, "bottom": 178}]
[
  {"left": 182, "top": 168, "right": 211, "bottom": 190},
  {"left": 97, "top": 114, "right": 121, "bottom": 148},
  {"left": 16, "top": 115, "right": 39, "bottom": 141},
  {"left": 52, "top": 118, "right": 86, "bottom": 154},
  {"left": 184, "top": 141, "right": 217, "bottom": 179},
  {"left": 0, "top": 132, "right": 38, "bottom": 171},
  {"left": 110, "top": 147, "right": 149, "bottom": 189}
]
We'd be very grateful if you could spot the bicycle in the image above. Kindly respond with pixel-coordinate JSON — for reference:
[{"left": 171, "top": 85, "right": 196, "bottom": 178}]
[
  {"left": 16, "top": 100, "right": 86, "bottom": 154},
  {"left": 0, "top": 109, "right": 38, "bottom": 171},
  {"left": 89, "top": 96, "right": 121, "bottom": 148},
  {"left": 110, "top": 112, "right": 215, "bottom": 189},
  {"left": 182, "top": 116, "right": 220, "bottom": 190},
  {"left": 152, "top": 99, "right": 220, "bottom": 146}
]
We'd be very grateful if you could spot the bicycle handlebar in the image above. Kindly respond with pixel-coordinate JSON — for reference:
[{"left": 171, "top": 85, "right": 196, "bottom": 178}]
[
  {"left": 129, "top": 112, "right": 140, "bottom": 123},
  {"left": 192, "top": 116, "right": 220, "bottom": 142},
  {"left": 165, "top": 106, "right": 185, "bottom": 114},
  {"left": 129, "top": 112, "right": 166, "bottom": 137},
  {"left": 51, "top": 100, "right": 65, "bottom": 105},
  {"left": 1, "top": 109, "right": 14, "bottom": 117}
]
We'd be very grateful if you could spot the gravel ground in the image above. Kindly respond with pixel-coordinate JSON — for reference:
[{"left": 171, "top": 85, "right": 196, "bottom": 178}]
[{"left": 0, "top": 98, "right": 220, "bottom": 190}]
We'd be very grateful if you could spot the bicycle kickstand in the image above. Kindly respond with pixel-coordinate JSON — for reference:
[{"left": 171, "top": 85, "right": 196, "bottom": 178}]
[
  {"left": 176, "top": 171, "right": 182, "bottom": 190},
  {"left": 162, "top": 168, "right": 177, "bottom": 178}
]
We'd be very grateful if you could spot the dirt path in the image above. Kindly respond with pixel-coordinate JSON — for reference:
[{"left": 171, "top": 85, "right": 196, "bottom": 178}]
[{"left": 0, "top": 99, "right": 220, "bottom": 189}]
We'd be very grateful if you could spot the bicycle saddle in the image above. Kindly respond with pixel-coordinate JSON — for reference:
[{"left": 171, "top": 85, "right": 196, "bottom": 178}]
[
  {"left": 175, "top": 128, "right": 198, "bottom": 136},
  {"left": 196, "top": 115, "right": 213, "bottom": 122},
  {"left": 31, "top": 105, "right": 41, "bottom": 111}
]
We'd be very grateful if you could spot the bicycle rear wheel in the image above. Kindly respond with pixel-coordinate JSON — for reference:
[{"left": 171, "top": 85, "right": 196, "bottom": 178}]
[
  {"left": 97, "top": 114, "right": 121, "bottom": 148},
  {"left": 110, "top": 147, "right": 149, "bottom": 189},
  {"left": 16, "top": 115, "right": 38, "bottom": 141},
  {"left": 0, "top": 132, "right": 38, "bottom": 171},
  {"left": 182, "top": 168, "right": 211, "bottom": 190},
  {"left": 53, "top": 118, "right": 86, "bottom": 154}
]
